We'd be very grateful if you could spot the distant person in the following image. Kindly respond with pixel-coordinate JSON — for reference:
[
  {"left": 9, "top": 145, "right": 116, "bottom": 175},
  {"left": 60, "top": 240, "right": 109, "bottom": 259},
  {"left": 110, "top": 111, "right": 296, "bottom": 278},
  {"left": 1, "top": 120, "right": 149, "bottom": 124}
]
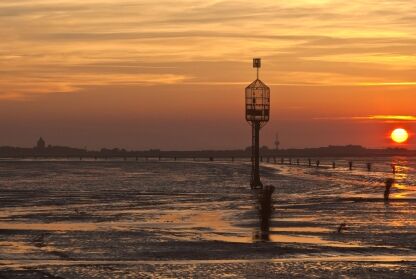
[{"left": 384, "top": 178, "right": 394, "bottom": 202}]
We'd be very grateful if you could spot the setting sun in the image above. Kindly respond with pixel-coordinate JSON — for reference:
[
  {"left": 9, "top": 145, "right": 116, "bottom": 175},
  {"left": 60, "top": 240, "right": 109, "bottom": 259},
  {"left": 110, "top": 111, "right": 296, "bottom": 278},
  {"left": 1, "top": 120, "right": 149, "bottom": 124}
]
[{"left": 391, "top": 128, "right": 409, "bottom": 144}]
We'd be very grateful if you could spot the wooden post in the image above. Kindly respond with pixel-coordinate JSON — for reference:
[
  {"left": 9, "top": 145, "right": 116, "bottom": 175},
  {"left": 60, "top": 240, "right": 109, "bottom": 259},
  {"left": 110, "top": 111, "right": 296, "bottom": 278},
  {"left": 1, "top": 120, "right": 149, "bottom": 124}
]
[
  {"left": 349, "top": 161, "right": 353, "bottom": 170},
  {"left": 391, "top": 164, "right": 396, "bottom": 174}
]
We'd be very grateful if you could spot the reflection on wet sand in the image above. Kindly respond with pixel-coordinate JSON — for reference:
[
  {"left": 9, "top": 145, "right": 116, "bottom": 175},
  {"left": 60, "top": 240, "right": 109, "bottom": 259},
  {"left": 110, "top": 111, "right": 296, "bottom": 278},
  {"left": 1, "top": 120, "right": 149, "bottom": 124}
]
[
  {"left": 2, "top": 254, "right": 416, "bottom": 268},
  {"left": 1, "top": 160, "right": 416, "bottom": 277},
  {"left": 0, "top": 240, "right": 37, "bottom": 255},
  {"left": 253, "top": 185, "right": 275, "bottom": 242},
  {"left": 250, "top": 185, "right": 364, "bottom": 247},
  {"left": 0, "top": 222, "right": 98, "bottom": 231}
]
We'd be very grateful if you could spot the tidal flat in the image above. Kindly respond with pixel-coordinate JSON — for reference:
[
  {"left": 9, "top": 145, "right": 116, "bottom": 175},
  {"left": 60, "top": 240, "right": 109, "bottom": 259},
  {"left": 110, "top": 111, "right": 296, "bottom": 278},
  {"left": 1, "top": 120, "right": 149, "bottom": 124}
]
[{"left": 0, "top": 159, "right": 415, "bottom": 278}]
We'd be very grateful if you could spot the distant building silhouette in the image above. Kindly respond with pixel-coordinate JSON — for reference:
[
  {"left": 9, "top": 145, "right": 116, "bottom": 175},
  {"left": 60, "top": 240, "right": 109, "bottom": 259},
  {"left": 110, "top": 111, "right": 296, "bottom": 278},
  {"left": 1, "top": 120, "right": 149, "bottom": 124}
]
[{"left": 36, "top": 137, "right": 45, "bottom": 149}]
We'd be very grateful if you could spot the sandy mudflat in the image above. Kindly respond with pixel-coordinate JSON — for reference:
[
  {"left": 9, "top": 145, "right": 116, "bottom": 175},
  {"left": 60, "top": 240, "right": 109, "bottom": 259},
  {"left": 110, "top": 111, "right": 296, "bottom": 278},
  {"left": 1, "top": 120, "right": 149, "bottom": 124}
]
[{"left": 0, "top": 159, "right": 416, "bottom": 278}]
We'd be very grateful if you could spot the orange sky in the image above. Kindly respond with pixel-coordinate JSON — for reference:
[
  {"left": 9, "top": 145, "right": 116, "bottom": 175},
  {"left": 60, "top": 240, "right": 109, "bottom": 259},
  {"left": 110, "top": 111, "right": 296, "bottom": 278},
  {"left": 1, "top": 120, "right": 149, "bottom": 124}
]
[{"left": 0, "top": 0, "right": 415, "bottom": 149}]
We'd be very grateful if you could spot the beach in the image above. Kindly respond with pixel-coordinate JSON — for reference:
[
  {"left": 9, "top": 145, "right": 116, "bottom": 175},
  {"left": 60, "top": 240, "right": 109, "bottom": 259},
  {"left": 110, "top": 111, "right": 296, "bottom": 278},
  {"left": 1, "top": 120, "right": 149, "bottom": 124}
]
[{"left": 0, "top": 158, "right": 416, "bottom": 278}]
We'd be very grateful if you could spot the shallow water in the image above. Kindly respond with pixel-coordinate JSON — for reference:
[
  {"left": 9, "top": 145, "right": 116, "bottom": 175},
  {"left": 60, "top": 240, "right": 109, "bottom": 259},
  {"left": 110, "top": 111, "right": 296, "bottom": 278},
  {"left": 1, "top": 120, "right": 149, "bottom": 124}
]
[{"left": 0, "top": 158, "right": 416, "bottom": 277}]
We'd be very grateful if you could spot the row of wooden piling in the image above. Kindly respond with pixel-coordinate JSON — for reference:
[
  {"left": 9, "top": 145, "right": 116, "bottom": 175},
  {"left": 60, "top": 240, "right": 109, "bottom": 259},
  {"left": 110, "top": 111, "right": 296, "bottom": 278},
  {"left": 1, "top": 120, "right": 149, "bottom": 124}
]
[
  {"left": 259, "top": 156, "right": 398, "bottom": 174},
  {"left": 26, "top": 155, "right": 399, "bottom": 174}
]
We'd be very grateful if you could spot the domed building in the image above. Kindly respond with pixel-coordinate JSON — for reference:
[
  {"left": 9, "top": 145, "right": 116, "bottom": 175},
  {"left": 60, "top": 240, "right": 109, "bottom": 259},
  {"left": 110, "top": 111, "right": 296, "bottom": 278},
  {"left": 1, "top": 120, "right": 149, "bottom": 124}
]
[{"left": 36, "top": 137, "right": 46, "bottom": 149}]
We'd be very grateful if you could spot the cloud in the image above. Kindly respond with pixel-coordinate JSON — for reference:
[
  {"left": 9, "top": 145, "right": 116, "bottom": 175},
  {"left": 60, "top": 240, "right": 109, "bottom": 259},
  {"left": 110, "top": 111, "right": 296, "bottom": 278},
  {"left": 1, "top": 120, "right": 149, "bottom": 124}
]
[
  {"left": 1, "top": 0, "right": 416, "bottom": 99},
  {"left": 315, "top": 115, "right": 416, "bottom": 122},
  {"left": 0, "top": 71, "right": 189, "bottom": 100},
  {"left": 353, "top": 115, "right": 416, "bottom": 122}
]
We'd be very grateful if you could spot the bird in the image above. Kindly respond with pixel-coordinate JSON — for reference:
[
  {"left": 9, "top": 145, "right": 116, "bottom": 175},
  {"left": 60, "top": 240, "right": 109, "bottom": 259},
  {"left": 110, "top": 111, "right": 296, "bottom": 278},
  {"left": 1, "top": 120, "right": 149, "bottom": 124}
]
[{"left": 337, "top": 223, "right": 347, "bottom": 233}]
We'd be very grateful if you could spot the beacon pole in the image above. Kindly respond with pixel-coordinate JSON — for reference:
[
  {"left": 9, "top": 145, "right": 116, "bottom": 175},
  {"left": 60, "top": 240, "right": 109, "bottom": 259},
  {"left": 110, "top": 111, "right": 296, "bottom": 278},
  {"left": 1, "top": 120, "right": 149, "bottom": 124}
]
[
  {"left": 252, "top": 120, "right": 261, "bottom": 188},
  {"left": 245, "top": 58, "right": 270, "bottom": 189}
]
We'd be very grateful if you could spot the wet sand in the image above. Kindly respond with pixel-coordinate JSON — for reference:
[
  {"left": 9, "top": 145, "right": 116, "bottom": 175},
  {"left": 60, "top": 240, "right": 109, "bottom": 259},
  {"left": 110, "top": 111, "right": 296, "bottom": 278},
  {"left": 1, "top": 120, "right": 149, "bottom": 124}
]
[{"left": 0, "top": 159, "right": 416, "bottom": 278}]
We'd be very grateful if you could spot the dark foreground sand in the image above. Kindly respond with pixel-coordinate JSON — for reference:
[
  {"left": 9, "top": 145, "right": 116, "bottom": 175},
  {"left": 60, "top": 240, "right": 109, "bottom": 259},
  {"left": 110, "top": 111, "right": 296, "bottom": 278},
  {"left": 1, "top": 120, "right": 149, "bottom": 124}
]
[{"left": 1, "top": 259, "right": 415, "bottom": 278}]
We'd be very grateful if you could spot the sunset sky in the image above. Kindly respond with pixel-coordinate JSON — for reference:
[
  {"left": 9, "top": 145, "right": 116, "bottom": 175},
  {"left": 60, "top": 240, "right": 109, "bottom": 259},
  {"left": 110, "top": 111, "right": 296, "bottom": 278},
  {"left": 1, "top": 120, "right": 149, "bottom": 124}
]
[{"left": 1, "top": 0, "right": 415, "bottom": 150}]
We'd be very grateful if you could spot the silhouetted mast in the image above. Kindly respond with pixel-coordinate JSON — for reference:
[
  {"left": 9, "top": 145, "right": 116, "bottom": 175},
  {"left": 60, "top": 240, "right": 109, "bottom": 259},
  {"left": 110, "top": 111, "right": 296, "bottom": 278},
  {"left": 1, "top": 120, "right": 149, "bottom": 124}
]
[
  {"left": 274, "top": 133, "right": 280, "bottom": 150},
  {"left": 245, "top": 58, "right": 270, "bottom": 189}
]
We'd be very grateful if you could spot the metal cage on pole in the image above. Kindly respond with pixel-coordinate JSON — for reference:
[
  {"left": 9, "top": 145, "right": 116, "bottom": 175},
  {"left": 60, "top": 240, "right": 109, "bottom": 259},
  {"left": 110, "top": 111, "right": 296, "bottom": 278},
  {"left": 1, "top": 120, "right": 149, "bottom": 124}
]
[{"left": 245, "top": 58, "right": 270, "bottom": 189}]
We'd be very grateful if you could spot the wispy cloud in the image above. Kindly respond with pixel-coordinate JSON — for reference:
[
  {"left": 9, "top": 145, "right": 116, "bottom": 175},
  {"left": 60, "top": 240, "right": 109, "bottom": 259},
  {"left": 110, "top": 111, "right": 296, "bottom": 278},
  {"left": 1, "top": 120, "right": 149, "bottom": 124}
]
[
  {"left": 353, "top": 115, "right": 416, "bottom": 122},
  {"left": 1, "top": 0, "right": 416, "bottom": 99},
  {"left": 0, "top": 71, "right": 188, "bottom": 100},
  {"left": 315, "top": 115, "right": 416, "bottom": 122}
]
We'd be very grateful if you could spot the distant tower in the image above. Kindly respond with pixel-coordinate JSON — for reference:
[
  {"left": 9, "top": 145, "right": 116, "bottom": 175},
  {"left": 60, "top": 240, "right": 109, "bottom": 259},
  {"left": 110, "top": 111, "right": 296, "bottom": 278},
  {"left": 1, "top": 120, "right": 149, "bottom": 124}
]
[
  {"left": 274, "top": 133, "right": 280, "bottom": 150},
  {"left": 245, "top": 58, "right": 270, "bottom": 189},
  {"left": 36, "top": 137, "right": 45, "bottom": 149}
]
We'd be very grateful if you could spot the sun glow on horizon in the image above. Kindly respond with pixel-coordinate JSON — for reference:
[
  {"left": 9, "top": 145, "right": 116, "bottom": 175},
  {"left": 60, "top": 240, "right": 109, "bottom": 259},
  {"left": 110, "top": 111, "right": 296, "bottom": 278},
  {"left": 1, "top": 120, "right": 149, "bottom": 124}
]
[{"left": 391, "top": 128, "right": 409, "bottom": 144}]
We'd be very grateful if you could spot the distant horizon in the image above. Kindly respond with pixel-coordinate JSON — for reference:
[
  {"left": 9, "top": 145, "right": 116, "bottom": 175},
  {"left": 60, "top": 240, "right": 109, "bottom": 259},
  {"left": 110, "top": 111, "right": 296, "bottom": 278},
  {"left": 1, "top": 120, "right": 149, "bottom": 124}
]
[{"left": 2, "top": 138, "right": 414, "bottom": 152}]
